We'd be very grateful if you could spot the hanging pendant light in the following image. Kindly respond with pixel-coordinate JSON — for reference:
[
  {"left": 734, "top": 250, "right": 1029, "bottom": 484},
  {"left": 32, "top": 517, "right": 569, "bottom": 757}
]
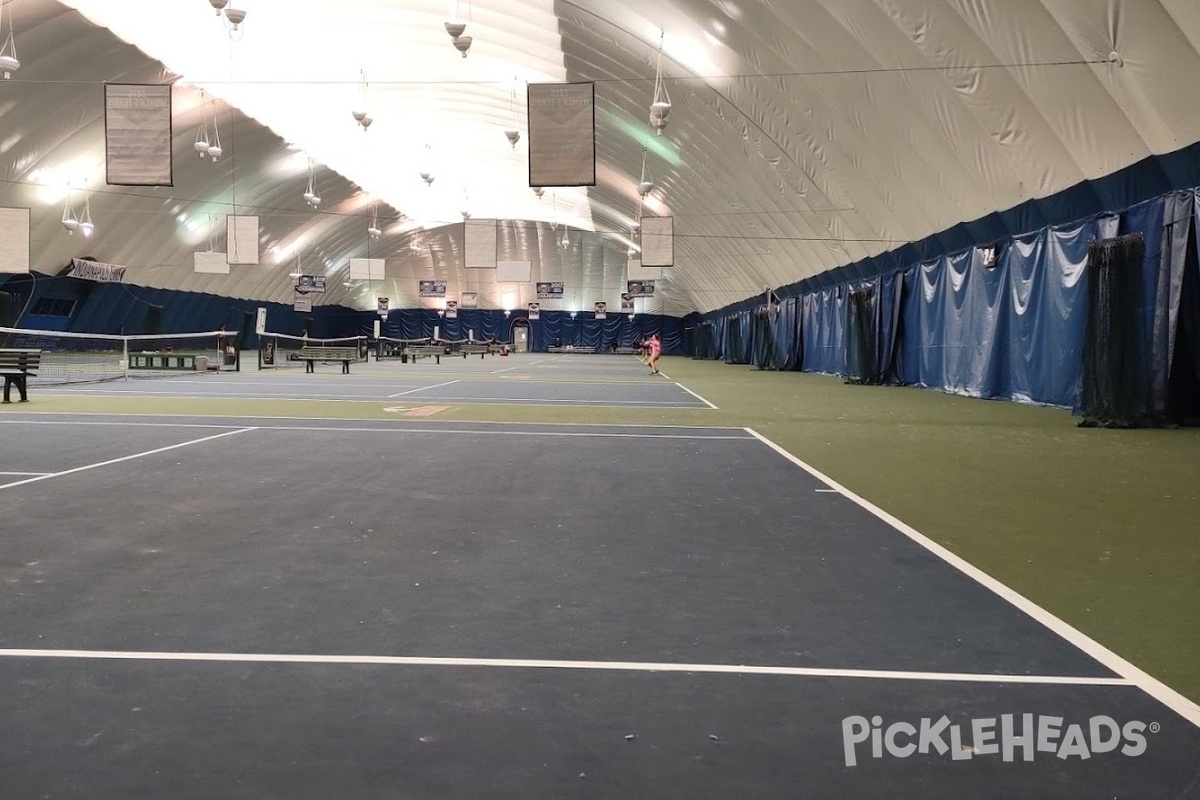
[
  {"left": 636, "top": 149, "right": 655, "bottom": 198},
  {"left": 303, "top": 159, "right": 321, "bottom": 207},
  {"left": 368, "top": 202, "right": 382, "bottom": 239},
  {"left": 649, "top": 33, "right": 672, "bottom": 137},
  {"left": 504, "top": 77, "right": 521, "bottom": 148},
  {"left": 78, "top": 195, "right": 95, "bottom": 238},
  {"left": 206, "top": 102, "right": 223, "bottom": 161},
  {"left": 61, "top": 191, "right": 79, "bottom": 234},
  {"left": 0, "top": 0, "right": 20, "bottom": 80},
  {"left": 533, "top": 187, "right": 545, "bottom": 199}
]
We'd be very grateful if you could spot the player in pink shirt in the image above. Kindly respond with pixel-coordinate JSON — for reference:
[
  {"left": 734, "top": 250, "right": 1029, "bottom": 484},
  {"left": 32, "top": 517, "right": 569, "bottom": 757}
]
[{"left": 646, "top": 334, "right": 662, "bottom": 375}]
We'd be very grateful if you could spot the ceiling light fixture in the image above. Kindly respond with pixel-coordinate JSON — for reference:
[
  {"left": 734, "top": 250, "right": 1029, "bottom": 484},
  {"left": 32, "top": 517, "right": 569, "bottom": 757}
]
[
  {"left": 78, "top": 194, "right": 94, "bottom": 238},
  {"left": 61, "top": 189, "right": 79, "bottom": 234},
  {"left": 0, "top": 0, "right": 20, "bottom": 80},
  {"left": 303, "top": 159, "right": 322, "bottom": 207},
  {"left": 446, "top": 0, "right": 472, "bottom": 56},
  {"left": 649, "top": 32, "right": 672, "bottom": 136},
  {"left": 637, "top": 148, "right": 655, "bottom": 198}
]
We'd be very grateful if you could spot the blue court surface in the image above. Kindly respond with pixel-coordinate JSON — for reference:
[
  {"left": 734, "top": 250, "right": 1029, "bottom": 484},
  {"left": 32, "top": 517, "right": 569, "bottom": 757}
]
[
  {"left": 38, "top": 353, "right": 715, "bottom": 409},
  {"left": 0, "top": 413, "right": 1196, "bottom": 798}
]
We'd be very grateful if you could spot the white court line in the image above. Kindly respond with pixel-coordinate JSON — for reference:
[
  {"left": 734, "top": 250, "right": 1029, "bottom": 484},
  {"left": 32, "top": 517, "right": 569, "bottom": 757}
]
[
  {"left": 814, "top": 489, "right": 839, "bottom": 493},
  {"left": 490, "top": 366, "right": 518, "bottom": 374},
  {"left": 407, "top": 397, "right": 708, "bottom": 407},
  {"left": 743, "top": 427, "right": 1200, "bottom": 728},
  {"left": 675, "top": 382, "right": 719, "bottom": 410},
  {"left": 387, "top": 379, "right": 460, "bottom": 398},
  {"left": 252, "top": 425, "right": 750, "bottom": 440},
  {"left": 0, "top": 413, "right": 747, "bottom": 431},
  {"left": 0, "top": 471, "right": 51, "bottom": 477},
  {"left": 0, "top": 428, "right": 257, "bottom": 491},
  {"left": 0, "top": 418, "right": 751, "bottom": 440},
  {"left": 0, "top": 648, "right": 1133, "bottom": 685}
]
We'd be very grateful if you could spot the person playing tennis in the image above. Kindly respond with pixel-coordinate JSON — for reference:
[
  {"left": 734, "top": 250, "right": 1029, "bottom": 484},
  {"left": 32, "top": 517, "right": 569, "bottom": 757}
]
[{"left": 646, "top": 333, "right": 662, "bottom": 375}]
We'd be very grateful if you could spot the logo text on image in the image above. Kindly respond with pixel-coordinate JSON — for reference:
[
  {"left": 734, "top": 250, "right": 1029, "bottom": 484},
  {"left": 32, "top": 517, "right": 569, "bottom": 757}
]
[{"left": 841, "top": 715, "right": 1155, "bottom": 767}]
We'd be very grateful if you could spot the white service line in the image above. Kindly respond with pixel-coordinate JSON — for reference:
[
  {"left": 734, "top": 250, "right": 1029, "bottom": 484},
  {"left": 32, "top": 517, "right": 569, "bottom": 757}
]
[
  {"left": 0, "top": 648, "right": 1133, "bottom": 685},
  {"left": 675, "top": 382, "right": 718, "bottom": 409},
  {"left": 0, "top": 471, "right": 51, "bottom": 477},
  {"left": 0, "top": 428, "right": 257, "bottom": 491},
  {"left": 405, "top": 397, "right": 704, "bottom": 407},
  {"left": 387, "top": 379, "right": 460, "bottom": 398},
  {"left": 742, "top": 427, "right": 1200, "bottom": 728},
  {"left": 0, "top": 413, "right": 749, "bottom": 431},
  {"left": 490, "top": 366, "right": 518, "bottom": 374},
  {"left": 250, "top": 424, "right": 751, "bottom": 440}
]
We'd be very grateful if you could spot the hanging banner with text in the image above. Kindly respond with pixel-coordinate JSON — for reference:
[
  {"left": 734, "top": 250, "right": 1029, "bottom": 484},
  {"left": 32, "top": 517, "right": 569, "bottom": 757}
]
[
  {"left": 461, "top": 292, "right": 478, "bottom": 309},
  {"left": 445, "top": 300, "right": 458, "bottom": 319},
  {"left": 295, "top": 275, "right": 326, "bottom": 293},
  {"left": 620, "top": 294, "right": 634, "bottom": 313},
  {"left": 536, "top": 281, "right": 564, "bottom": 299},
  {"left": 528, "top": 302, "right": 541, "bottom": 320},
  {"left": 420, "top": 280, "right": 447, "bottom": 298},
  {"left": 594, "top": 301, "right": 607, "bottom": 319},
  {"left": 527, "top": 82, "right": 596, "bottom": 187},
  {"left": 626, "top": 279, "right": 655, "bottom": 297},
  {"left": 104, "top": 84, "right": 173, "bottom": 186},
  {"left": 65, "top": 258, "right": 126, "bottom": 283}
]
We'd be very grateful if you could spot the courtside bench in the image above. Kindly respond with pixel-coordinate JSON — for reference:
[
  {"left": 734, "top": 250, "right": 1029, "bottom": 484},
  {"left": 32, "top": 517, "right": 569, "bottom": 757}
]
[
  {"left": 1, "top": 348, "right": 41, "bottom": 403},
  {"left": 459, "top": 344, "right": 490, "bottom": 358},
  {"left": 405, "top": 345, "right": 447, "bottom": 364},
  {"left": 298, "top": 346, "right": 359, "bottom": 374}
]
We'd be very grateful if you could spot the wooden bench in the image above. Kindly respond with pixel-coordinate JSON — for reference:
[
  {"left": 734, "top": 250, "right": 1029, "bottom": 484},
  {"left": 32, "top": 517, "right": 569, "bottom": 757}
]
[
  {"left": 297, "top": 346, "right": 358, "bottom": 373},
  {"left": 405, "top": 345, "right": 446, "bottom": 364},
  {"left": 458, "top": 344, "right": 490, "bottom": 358},
  {"left": 0, "top": 349, "right": 41, "bottom": 403}
]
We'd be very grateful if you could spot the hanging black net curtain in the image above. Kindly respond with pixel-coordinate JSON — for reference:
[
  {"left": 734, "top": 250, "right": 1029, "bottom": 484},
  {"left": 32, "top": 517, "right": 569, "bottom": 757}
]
[{"left": 1079, "top": 233, "right": 1153, "bottom": 427}]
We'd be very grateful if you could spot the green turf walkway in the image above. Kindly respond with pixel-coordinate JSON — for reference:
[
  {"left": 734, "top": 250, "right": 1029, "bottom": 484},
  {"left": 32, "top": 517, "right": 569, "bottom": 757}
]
[{"left": 8, "top": 356, "right": 1199, "bottom": 706}]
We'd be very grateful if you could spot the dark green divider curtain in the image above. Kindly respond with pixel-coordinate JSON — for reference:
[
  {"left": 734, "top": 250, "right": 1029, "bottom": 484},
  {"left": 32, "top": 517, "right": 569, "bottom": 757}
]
[
  {"left": 845, "top": 287, "right": 876, "bottom": 383},
  {"left": 0, "top": 291, "right": 17, "bottom": 328},
  {"left": 1079, "top": 233, "right": 1153, "bottom": 427},
  {"left": 752, "top": 309, "right": 775, "bottom": 369}
]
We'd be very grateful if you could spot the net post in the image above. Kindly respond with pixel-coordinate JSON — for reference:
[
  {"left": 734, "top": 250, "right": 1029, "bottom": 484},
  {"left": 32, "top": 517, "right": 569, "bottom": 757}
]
[{"left": 122, "top": 337, "right": 129, "bottom": 380}]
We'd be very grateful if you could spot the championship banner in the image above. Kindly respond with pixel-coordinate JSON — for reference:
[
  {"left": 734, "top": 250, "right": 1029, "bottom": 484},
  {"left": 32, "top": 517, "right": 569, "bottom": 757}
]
[
  {"left": 420, "top": 280, "right": 447, "bottom": 298},
  {"left": 295, "top": 275, "right": 326, "bottom": 293},
  {"left": 594, "top": 301, "right": 607, "bottom": 319},
  {"left": 0, "top": 207, "right": 30, "bottom": 274},
  {"left": 460, "top": 292, "right": 478, "bottom": 309},
  {"left": 536, "top": 281, "right": 564, "bottom": 299},
  {"left": 105, "top": 84, "right": 173, "bottom": 186},
  {"left": 528, "top": 302, "right": 541, "bottom": 320},
  {"left": 293, "top": 290, "right": 312, "bottom": 313},
  {"left": 377, "top": 297, "right": 390, "bottom": 317},
  {"left": 620, "top": 293, "right": 634, "bottom": 313},
  {"left": 640, "top": 216, "right": 674, "bottom": 267},
  {"left": 626, "top": 279, "right": 655, "bottom": 297},
  {"left": 66, "top": 258, "right": 126, "bottom": 283},
  {"left": 445, "top": 300, "right": 458, "bottom": 319},
  {"left": 527, "top": 82, "right": 596, "bottom": 187}
]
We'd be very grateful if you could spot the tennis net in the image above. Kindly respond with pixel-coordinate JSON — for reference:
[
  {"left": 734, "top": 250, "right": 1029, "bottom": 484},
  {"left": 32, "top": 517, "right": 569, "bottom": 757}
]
[
  {"left": 0, "top": 327, "right": 240, "bottom": 385},
  {"left": 258, "top": 332, "right": 370, "bottom": 368}
]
